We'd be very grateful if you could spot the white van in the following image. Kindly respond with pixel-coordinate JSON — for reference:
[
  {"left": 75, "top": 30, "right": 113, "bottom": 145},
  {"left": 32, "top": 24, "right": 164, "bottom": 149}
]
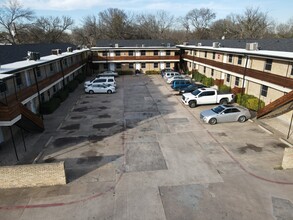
[
  {"left": 163, "top": 72, "right": 180, "bottom": 80},
  {"left": 84, "top": 76, "right": 116, "bottom": 88}
]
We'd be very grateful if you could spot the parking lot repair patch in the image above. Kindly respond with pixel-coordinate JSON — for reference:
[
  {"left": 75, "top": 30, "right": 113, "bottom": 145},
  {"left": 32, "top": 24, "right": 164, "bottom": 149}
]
[
  {"left": 125, "top": 142, "right": 167, "bottom": 172},
  {"left": 164, "top": 118, "right": 189, "bottom": 124}
]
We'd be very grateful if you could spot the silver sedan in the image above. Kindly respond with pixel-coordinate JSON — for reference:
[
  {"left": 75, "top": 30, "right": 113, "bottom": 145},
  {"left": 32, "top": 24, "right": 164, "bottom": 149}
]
[{"left": 200, "top": 104, "right": 251, "bottom": 125}]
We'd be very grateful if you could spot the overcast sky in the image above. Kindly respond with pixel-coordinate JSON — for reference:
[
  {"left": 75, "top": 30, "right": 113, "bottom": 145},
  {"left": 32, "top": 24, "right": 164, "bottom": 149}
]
[{"left": 1, "top": 0, "right": 293, "bottom": 26}]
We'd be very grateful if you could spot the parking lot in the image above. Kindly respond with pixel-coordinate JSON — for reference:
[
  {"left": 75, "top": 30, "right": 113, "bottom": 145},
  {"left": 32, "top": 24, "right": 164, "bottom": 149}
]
[{"left": 1, "top": 74, "right": 293, "bottom": 220}]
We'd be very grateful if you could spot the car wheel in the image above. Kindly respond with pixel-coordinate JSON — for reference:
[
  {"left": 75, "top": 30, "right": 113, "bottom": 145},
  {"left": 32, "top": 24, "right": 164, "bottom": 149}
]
[
  {"left": 209, "top": 118, "right": 217, "bottom": 125},
  {"left": 107, "top": 90, "right": 112, "bottom": 94},
  {"left": 219, "top": 98, "right": 228, "bottom": 105},
  {"left": 189, "top": 101, "right": 197, "bottom": 108},
  {"left": 89, "top": 90, "right": 94, "bottom": 94},
  {"left": 238, "top": 115, "right": 246, "bottom": 123}
]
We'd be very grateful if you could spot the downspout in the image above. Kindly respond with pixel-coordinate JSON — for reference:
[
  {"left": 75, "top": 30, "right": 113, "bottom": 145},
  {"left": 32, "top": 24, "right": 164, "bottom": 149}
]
[
  {"left": 33, "top": 67, "right": 43, "bottom": 119},
  {"left": 240, "top": 55, "right": 249, "bottom": 106},
  {"left": 60, "top": 59, "right": 65, "bottom": 88}
]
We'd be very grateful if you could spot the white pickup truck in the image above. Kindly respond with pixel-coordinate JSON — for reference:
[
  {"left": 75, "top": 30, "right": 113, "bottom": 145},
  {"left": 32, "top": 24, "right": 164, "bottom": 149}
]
[{"left": 181, "top": 88, "right": 235, "bottom": 108}]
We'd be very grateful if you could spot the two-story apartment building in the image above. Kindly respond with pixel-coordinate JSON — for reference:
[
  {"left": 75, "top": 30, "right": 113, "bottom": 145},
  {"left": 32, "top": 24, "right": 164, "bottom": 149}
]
[
  {"left": 91, "top": 40, "right": 180, "bottom": 73},
  {"left": 0, "top": 44, "right": 89, "bottom": 159},
  {"left": 177, "top": 39, "right": 293, "bottom": 125}
]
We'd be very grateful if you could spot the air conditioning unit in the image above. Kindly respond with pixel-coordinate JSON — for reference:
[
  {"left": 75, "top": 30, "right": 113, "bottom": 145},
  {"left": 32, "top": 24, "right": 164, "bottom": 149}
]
[
  {"left": 246, "top": 42, "right": 258, "bottom": 51},
  {"left": 197, "top": 43, "right": 202, "bottom": 46},
  {"left": 67, "top": 47, "right": 73, "bottom": 52},
  {"left": 27, "top": 51, "right": 40, "bottom": 61},
  {"left": 183, "top": 42, "right": 189, "bottom": 45},
  {"left": 213, "top": 42, "right": 220, "bottom": 48},
  {"left": 167, "top": 43, "right": 171, "bottom": 47},
  {"left": 52, "top": 49, "right": 62, "bottom": 55},
  {"left": 141, "top": 44, "right": 145, "bottom": 47},
  {"left": 115, "top": 43, "right": 119, "bottom": 48}
]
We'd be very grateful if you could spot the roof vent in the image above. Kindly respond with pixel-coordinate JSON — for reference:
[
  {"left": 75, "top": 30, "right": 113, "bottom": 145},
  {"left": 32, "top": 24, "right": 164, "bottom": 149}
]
[
  {"left": 246, "top": 43, "right": 258, "bottom": 51},
  {"left": 52, "top": 49, "right": 62, "bottom": 55},
  {"left": 67, "top": 47, "right": 73, "bottom": 52},
  {"left": 27, "top": 51, "right": 40, "bottom": 61}
]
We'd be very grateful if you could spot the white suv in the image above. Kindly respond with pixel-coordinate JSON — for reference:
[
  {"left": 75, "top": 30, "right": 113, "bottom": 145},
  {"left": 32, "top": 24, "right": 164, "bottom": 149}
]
[{"left": 84, "top": 76, "right": 116, "bottom": 88}]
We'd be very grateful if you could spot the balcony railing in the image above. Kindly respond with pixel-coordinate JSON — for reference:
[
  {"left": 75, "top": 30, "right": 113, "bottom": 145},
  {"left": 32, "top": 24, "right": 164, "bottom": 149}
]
[
  {"left": 183, "top": 54, "right": 293, "bottom": 89},
  {"left": 94, "top": 55, "right": 180, "bottom": 62}
]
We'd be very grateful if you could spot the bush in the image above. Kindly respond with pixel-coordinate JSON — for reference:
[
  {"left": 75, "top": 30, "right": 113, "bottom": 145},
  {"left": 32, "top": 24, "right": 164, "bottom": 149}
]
[
  {"left": 146, "top": 70, "right": 160, "bottom": 75},
  {"left": 203, "top": 77, "right": 214, "bottom": 87},
  {"left": 75, "top": 74, "right": 86, "bottom": 83},
  {"left": 236, "top": 93, "right": 265, "bottom": 111},
  {"left": 117, "top": 70, "right": 134, "bottom": 75},
  {"left": 40, "top": 97, "right": 61, "bottom": 114},
  {"left": 66, "top": 80, "right": 79, "bottom": 93},
  {"left": 191, "top": 71, "right": 214, "bottom": 86},
  {"left": 218, "top": 85, "right": 231, "bottom": 93},
  {"left": 54, "top": 89, "right": 69, "bottom": 102}
]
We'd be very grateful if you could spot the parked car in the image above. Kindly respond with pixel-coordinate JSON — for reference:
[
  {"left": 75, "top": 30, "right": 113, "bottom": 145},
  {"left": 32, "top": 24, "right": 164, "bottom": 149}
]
[
  {"left": 84, "top": 76, "right": 116, "bottom": 88},
  {"left": 163, "top": 72, "right": 180, "bottom": 80},
  {"left": 178, "top": 83, "right": 207, "bottom": 94},
  {"left": 85, "top": 84, "right": 116, "bottom": 94},
  {"left": 171, "top": 79, "right": 192, "bottom": 91},
  {"left": 166, "top": 75, "right": 186, "bottom": 84},
  {"left": 98, "top": 70, "right": 118, "bottom": 77},
  {"left": 200, "top": 104, "right": 251, "bottom": 125},
  {"left": 181, "top": 88, "right": 235, "bottom": 108},
  {"left": 161, "top": 68, "right": 174, "bottom": 77}
]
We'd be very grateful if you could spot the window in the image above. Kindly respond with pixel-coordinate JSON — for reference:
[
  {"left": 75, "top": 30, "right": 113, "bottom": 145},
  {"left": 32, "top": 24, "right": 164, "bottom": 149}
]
[
  {"left": 129, "top": 51, "right": 134, "bottom": 56},
  {"left": 212, "top": 52, "right": 216, "bottom": 59},
  {"left": 36, "top": 67, "right": 41, "bottom": 77},
  {"left": 235, "top": 77, "right": 240, "bottom": 86},
  {"left": 199, "top": 91, "right": 215, "bottom": 97},
  {"left": 211, "top": 69, "right": 214, "bottom": 77},
  {"left": 227, "top": 74, "right": 230, "bottom": 82},
  {"left": 291, "top": 65, "right": 293, "bottom": 76},
  {"left": 204, "top": 51, "right": 207, "bottom": 58},
  {"left": 53, "top": 85, "right": 57, "bottom": 93},
  {"left": 103, "top": 63, "right": 108, "bottom": 69},
  {"left": 166, "top": 63, "right": 170, "bottom": 68},
  {"left": 0, "top": 82, "right": 7, "bottom": 92},
  {"left": 115, "top": 51, "right": 120, "bottom": 56},
  {"left": 41, "top": 93, "right": 45, "bottom": 102},
  {"left": 265, "top": 59, "right": 272, "bottom": 71},
  {"left": 15, "top": 73, "right": 22, "bottom": 86},
  {"left": 141, "top": 50, "right": 146, "bottom": 56},
  {"left": 166, "top": 51, "right": 170, "bottom": 55},
  {"left": 261, "top": 85, "right": 268, "bottom": 97},
  {"left": 129, "top": 63, "right": 134, "bottom": 69},
  {"left": 203, "top": 66, "right": 206, "bottom": 73},
  {"left": 228, "top": 54, "right": 233, "bottom": 63},
  {"left": 50, "top": 63, "right": 54, "bottom": 72},
  {"left": 141, "top": 63, "right": 146, "bottom": 68},
  {"left": 63, "top": 59, "right": 68, "bottom": 67},
  {"left": 237, "top": 56, "right": 242, "bottom": 65},
  {"left": 116, "top": 63, "right": 121, "bottom": 69},
  {"left": 154, "top": 51, "right": 159, "bottom": 56},
  {"left": 47, "top": 90, "right": 51, "bottom": 98},
  {"left": 102, "top": 51, "right": 107, "bottom": 56},
  {"left": 154, "top": 63, "right": 158, "bottom": 68}
]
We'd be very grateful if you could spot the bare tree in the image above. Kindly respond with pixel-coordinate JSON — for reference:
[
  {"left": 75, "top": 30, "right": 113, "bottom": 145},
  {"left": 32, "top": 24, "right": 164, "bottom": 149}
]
[
  {"left": 276, "top": 18, "right": 293, "bottom": 38},
  {"left": 186, "top": 8, "right": 216, "bottom": 39},
  {"left": 0, "top": 0, "right": 34, "bottom": 44},
  {"left": 98, "top": 8, "right": 134, "bottom": 39},
  {"left": 236, "top": 7, "right": 273, "bottom": 39},
  {"left": 28, "top": 16, "right": 74, "bottom": 43}
]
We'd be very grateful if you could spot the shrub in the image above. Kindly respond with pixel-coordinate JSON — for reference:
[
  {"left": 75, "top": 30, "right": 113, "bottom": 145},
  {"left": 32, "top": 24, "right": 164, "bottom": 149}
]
[
  {"left": 75, "top": 74, "right": 86, "bottom": 83},
  {"left": 218, "top": 85, "right": 231, "bottom": 93},
  {"left": 146, "top": 70, "right": 160, "bottom": 75},
  {"left": 54, "top": 89, "right": 69, "bottom": 102},
  {"left": 66, "top": 80, "right": 79, "bottom": 93},
  {"left": 236, "top": 93, "right": 265, "bottom": 111},
  {"left": 203, "top": 77, "right": 214, "bottom": 87},
  {"left": 40, "top": 97, "right": 61, "bottom": 114}
]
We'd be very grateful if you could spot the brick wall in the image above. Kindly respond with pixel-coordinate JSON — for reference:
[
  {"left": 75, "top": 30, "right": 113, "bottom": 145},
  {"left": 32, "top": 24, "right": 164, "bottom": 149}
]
[{"left": 0, "top": 162, "right": 66, "bottom": 189}]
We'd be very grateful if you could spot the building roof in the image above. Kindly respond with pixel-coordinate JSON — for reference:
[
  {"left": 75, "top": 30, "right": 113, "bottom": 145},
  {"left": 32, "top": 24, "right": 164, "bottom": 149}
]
[
  {"left": 95, "top": 39, "right": 176, "bottom": 47},
  {"left": 186, "top": 38, "right": 293, "bottom": 52},
  {"left": 0, "top": 43, "right": 76, "bottom": 65}
]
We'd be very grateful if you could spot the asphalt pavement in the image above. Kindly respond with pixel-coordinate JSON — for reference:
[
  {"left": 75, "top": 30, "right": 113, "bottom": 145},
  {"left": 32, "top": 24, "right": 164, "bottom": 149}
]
[{"left": 0, "top": 74, "right": 293, "bottom": 220}]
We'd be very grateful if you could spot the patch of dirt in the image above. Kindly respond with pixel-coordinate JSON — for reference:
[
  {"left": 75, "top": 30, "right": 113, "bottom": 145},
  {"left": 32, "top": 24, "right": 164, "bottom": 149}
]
[{"left": 238, "top": 143, "right": 262, "bottom": 154}]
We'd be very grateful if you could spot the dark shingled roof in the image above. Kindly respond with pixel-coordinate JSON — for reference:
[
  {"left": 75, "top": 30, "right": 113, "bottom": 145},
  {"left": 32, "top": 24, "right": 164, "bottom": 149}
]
[
  {"left": 0, "top": 43, "right": 76, "bottom": 65},
  {"left": 95, "top": 39, "right": 176, "bottom": 47},
  {"left": 187, "top": 38, "right": 293, "bottom": 52}
]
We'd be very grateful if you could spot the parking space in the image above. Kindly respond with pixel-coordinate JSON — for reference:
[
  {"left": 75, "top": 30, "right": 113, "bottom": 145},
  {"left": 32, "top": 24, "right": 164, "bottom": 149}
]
[{"left": 1, "top": 74, "right": 293, "bottom": 220}]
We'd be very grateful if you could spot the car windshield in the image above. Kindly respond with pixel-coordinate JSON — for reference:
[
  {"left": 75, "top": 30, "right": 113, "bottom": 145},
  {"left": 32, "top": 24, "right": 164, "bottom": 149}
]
[
  {"left": 212, "top": 106, "right": 225, "bottom": 113},
  {"left": 191, "top": 90, "right": 201, "bottom": 96}
]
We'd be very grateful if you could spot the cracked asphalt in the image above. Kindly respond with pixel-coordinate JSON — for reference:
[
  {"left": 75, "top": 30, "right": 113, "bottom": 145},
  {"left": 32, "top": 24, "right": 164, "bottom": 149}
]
[{"left": 1, "top": 74, "right": 293, "bottom": 220}]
